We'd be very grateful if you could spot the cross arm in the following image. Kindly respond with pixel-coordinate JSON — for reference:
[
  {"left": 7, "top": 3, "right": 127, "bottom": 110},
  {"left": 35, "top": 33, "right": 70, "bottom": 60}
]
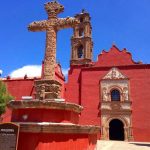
[
  {"left": 56, "top": 17, "right": 79, "bottom": 30},
  {"left": 28, "top": 20, "right": 48, "bottom": 32}
]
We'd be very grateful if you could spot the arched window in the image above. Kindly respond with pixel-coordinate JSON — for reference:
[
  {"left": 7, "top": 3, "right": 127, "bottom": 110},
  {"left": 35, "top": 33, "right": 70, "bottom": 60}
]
[
  {"left": 77, "top": 45, "right": 83, "bottom": 58},
  {"left": 111, "top": 89, "right": 120, "bottom": 101}
]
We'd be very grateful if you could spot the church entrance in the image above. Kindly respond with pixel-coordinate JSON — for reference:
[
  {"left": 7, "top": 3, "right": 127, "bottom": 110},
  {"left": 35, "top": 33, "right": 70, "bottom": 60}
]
[{"left": 109, "top": 119, "right": 124, "bottom": 141}]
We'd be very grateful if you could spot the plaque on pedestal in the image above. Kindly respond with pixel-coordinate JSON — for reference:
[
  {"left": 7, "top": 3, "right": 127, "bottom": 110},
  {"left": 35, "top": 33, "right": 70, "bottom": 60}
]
[{"left": 0, "top": 123, "right": 19, "bottom": 150}]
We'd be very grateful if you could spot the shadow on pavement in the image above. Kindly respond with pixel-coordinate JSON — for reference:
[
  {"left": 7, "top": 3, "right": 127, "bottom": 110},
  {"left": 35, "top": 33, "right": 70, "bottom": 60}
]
[{"left": 130, "top": 143, "right": 150, "bottom": 147}]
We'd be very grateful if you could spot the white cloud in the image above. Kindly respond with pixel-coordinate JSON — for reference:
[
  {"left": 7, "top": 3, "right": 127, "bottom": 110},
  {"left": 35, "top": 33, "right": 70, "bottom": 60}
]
[
  {"left": 10, "top": 65, "right": 42, "bottom": 78},
  {"left": 0, "top": 69, "right": 3, "bottom": 75},
  {"left": 62, "top": 68, "right": 69, "bottom": 77},
  {"left": 9, "top": 65, "right": 69, "bottom": 79}
]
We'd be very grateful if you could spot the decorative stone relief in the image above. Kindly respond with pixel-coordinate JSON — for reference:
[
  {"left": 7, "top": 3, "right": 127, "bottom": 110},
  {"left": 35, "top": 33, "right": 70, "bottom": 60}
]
[
  {"left": 101, "top": 80, "right": 129, "bottom": 102},
  {"left": 123, "top": 87, "right": 129, "bottom": 101},
  {"left": 100, "top": 67, "right": 133, "bottom": 141},
  {"left": 103, "top": 67, "right": 127, "bottom": 80},
  {"left": 102, "top": 87, "right": 108, "bottom": 101},
  {"left": 101, "top": 103, "right": 110, "bottom": 110},
  {"left": 111, "top": 102, "right": 121, "bottom": 110},
  {"left": 121, "top": 102, "right": 131, "bottom": 110},
  {"left": 35, "top": 80, "right": 61, "bottom": 100}
]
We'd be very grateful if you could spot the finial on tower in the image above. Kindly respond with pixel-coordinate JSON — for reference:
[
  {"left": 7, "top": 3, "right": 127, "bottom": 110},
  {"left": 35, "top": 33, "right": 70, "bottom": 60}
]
[{"left": 82, "top": 9, "right": 85, "bottom": 13}]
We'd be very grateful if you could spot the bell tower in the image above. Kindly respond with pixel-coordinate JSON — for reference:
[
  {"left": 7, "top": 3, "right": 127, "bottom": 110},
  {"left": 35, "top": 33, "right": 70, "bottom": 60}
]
[{"left": 70, "top": 10, "right": 93, "bottom": 65}]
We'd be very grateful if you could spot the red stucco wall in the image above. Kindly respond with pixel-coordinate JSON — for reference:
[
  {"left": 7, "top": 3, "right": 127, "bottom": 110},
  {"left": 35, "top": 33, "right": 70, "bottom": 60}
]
[
  {"left": 11, "top": 109, "right": 80, "bottom": 124},
  {"left": 2, "top": 45, "right": 150, "bottom": 142},
  {"left": 18, "top": 133, "right": 97, "bottom": 150},
  {"left": 65, "top": 45, "right": 150, "bottom": 142}
]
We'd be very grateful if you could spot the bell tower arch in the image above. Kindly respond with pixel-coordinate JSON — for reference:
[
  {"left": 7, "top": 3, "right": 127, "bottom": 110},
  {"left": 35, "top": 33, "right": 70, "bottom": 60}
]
[{"left": 70, "top": 10, "right": 93, "bottom": 65}]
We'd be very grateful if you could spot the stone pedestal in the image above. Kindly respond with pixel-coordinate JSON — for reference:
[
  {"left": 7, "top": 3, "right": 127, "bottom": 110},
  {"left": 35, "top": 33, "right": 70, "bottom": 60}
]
[
  {"left": 35, "top": 80, "right": 61, "bottom": 100},
  {"left": 7, "top": 100, "right": 100, "bottom": 150}
]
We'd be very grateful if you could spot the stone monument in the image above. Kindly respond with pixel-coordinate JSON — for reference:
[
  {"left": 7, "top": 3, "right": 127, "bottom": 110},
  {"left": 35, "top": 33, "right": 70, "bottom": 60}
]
[
  {"left": 28, "top": 1, "right": 79, "bottom": 99},
  {"left": 7, "top": 2, "right": 100, "bottom": 149}
]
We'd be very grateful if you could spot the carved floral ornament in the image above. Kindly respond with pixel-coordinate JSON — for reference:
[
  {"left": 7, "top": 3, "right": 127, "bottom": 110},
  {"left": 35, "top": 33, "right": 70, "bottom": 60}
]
[
  {"left": 35, "top": 80, "right": 61, "bottom": 100},
  {"left": 103, "top": 67, "right": 128, "bottom": 80},
  {"left": 44, "top": 1, "right": 64, "bottom": 16},
  {"left": 101, "top": 67, "right": 129, "bottom": 102}
]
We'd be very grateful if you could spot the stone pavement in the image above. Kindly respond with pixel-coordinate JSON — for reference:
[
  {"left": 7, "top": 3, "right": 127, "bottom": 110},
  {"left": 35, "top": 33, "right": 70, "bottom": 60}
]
[{"left": 96, "top": 140, "right": 150, "bottom": 150}]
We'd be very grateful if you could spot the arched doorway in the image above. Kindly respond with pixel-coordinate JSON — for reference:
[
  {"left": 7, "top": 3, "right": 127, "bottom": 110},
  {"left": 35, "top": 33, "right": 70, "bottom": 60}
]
[{"left": 109, "top": 119, "right": 124, "bottom": 141}]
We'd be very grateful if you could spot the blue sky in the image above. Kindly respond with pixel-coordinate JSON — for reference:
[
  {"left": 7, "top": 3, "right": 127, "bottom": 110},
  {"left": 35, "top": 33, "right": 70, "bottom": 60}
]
[{"left": 0, "top": 0, "right": 150, "bottom": 77}]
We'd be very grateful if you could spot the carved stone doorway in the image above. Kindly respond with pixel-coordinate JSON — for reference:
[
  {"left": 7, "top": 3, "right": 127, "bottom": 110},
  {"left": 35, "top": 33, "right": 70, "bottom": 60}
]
[{"left": 109, "top": 119, "right": 124, "bottom": 141}]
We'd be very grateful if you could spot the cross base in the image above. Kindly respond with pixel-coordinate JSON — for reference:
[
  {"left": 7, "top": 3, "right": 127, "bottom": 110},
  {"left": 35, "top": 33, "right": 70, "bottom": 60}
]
[{"left": 35, "top": 79, "right": 62, "bottom": 100}]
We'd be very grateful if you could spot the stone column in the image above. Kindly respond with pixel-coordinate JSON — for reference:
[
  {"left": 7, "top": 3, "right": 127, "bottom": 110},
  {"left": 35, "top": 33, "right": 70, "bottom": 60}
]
[
  {"left": 44, "top": 27, "right": 56, "bottom": 80},
  {"left": 124, "top": 127, "right": 128, "bottom": 141}
]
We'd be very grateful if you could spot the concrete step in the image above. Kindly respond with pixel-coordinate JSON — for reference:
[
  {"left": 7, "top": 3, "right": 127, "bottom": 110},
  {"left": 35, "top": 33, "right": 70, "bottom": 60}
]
[{"left": 96, "top": 140, "right": 150, "bottom": 150}]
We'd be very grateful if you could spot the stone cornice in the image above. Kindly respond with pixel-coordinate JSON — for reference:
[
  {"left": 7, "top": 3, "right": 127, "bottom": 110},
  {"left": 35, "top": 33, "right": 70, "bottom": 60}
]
[
  {"left": 101, "top": 110, "right": 132, "bottom": 115},
  {"left": 81, "top": 64, "right": 150, "bottom": 71},
  {"left": 7, "top": 100, "right": 83, "bottom": 114},
  {"left": 16, "top": 122, "right": 100, "bottom": 134}
]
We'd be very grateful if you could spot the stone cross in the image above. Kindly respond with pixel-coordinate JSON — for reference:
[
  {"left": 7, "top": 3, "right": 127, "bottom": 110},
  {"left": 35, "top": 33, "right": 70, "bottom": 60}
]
[
  {"left": 28, "top": 1, "right": 79, "bottom": 100},
  {"left": 28, "top": 1, "right": 79, "bottom": 80}
]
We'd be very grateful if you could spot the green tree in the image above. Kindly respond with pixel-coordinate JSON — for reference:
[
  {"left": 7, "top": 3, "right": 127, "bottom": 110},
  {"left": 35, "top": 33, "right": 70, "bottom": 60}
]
[{"left": 0, "top": 81, "right": 13, "bottom": 115}]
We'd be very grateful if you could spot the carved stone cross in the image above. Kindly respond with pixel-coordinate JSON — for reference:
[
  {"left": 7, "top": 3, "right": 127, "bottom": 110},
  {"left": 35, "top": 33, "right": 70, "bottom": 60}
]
[
  {"left": 28, "top": 1, "right": 78, "bottom": 80},
  {"left": 28, "top": 1, "right": 79, "bottom": 99}
]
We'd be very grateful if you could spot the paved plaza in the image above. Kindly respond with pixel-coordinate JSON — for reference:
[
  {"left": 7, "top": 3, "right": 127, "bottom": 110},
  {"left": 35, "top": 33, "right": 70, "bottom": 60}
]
[{"left": 96, "top": 140, "right": 150, "bottom": 150}]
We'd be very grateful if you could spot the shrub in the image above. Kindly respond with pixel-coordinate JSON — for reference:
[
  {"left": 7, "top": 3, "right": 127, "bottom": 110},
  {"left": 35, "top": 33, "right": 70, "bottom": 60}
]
[{"left": 0, "top": 81, "right": 13, "bottom": 115}]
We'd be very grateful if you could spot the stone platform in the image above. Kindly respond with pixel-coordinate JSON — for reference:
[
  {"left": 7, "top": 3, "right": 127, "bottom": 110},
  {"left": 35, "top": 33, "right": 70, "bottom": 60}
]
[
  {"left": 8, "top": 99, "right": 100, "bottom": 150},
  {"left": 8, "top": 99, "right": 83, "bottom": 113},
  {"left": 18, "top": 122, "right": 100, "bottom": 134}
]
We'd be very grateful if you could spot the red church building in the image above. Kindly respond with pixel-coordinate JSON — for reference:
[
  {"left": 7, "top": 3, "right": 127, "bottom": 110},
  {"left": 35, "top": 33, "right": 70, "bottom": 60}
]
[{"left": 1, "top": 1, "right": 150, "bottom": 149}]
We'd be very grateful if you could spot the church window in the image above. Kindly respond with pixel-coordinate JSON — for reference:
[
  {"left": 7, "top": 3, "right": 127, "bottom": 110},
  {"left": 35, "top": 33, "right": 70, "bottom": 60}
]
[
  {"left": 77, "top": 45, "right": 83, "bottom": 58},
  {"left": 111, "top": 89, "right": 120, "bottom": 101}
]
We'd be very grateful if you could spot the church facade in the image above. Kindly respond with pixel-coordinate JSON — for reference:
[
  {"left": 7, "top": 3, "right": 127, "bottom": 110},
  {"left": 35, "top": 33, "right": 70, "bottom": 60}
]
[
  {"left": 65, "top": 12, "right": 150, "bottom": 142},
  {"left": 1, "top": 7, "right": 150, "bottom": 143}
]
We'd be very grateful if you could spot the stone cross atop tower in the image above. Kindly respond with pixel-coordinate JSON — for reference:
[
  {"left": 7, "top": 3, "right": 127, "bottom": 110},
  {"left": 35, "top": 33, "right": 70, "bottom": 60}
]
[{"left": 28, "top": 1, "right": 79, "bottom": 100}]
